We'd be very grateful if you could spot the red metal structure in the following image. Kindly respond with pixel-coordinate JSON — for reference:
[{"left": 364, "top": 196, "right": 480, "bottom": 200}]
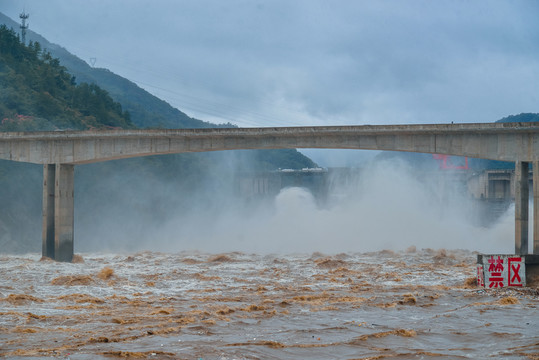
[{"left": 432, "top": 154, "right": 469, "bottom": 170}]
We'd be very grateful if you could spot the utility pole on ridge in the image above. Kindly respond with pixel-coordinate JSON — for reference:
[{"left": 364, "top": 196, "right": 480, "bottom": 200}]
[{"left": 19, "top": 10, "right": 29, "bottom": 45}]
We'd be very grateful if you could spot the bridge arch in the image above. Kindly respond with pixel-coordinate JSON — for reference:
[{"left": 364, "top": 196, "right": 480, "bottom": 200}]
[{"left": 1, "top": 122, "right": 538, "bottom": 261}]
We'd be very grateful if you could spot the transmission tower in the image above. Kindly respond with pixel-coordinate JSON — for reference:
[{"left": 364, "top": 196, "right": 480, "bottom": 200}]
[{"left": 19, "top": 11, "right": 29, "bottom": 45}]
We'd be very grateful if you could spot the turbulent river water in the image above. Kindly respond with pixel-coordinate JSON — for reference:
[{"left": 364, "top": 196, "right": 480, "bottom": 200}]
[{"left": 0, "top": 249, "right": 537, "bottom": 359}]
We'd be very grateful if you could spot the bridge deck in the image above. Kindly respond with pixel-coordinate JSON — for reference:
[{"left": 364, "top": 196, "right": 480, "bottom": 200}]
[{"left": 1, "top": 122, "right": 538, "bottom": 165}]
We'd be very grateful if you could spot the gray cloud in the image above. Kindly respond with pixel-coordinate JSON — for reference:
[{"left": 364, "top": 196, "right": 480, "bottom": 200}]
[{"left": 1, "top": 0, "right": 538, "bottom": 128}]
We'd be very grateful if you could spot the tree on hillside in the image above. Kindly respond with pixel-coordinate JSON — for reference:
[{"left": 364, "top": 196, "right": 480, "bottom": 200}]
[{"left": 0, "top": 24, "right": 132, "bottom": 131}]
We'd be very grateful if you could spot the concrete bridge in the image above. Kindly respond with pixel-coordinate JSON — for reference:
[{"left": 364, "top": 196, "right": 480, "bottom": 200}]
[{"left": 0, "top": 122, "right": 538, "bottom": 261}]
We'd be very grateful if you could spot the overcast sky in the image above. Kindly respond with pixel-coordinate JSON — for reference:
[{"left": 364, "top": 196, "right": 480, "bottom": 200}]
[{"left": 1, "top": 0, "right": 538, "bottom": 129}]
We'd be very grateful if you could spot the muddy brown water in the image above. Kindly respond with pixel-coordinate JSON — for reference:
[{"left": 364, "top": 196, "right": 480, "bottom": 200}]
[{"left": 0, "top": 249, "right": 538, "bottom": 359}]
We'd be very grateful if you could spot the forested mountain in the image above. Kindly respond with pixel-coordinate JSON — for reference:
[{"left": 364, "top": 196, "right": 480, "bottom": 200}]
[
  {"left": 0, "top": 12, "right": 222, "bottom": 129},
  {"left": 497, "top": 113, "right": 539, "bottom": 123},
  {"left": 0, "top": 25, "right": 133, "bottom": 131}
]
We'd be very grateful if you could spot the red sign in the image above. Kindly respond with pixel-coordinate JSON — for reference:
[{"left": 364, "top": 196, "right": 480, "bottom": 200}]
[
  {"left": 480, "top": 255, "right": 526, "bottom": 288},
  {"left": 508, "top": 257, "right": 524, "bottom": 287},
  {"left": 487, "top": 256, "right": 504, "bottom": 288}
]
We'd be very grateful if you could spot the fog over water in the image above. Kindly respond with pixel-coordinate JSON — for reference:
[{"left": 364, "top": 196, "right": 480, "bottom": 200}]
[{"left": 74, "top": 155, "right": 517, "bottom": 256}]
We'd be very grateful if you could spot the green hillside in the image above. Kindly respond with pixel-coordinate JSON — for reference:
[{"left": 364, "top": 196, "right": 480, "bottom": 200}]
[
  {"left": 0, "top": 25, "right": 132, "bottom": 131},
  {"left": 497, "top": 113, "right": 539, "bottom": 123},
  {"left": 0, "top": 12, "right": 221, "bottom": 130}
]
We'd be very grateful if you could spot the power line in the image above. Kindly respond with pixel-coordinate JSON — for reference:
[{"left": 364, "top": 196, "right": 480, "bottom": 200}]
[
  {"left": 55, "top": 44, "right": 316, "bottom": 127},
  {"left": 131, "top": 79, "right": 301, "bottom": 127}
]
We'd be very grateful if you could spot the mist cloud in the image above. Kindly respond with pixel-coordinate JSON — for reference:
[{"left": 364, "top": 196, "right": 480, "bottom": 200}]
[{"left": 75, "top": 156, "right": 518, "bottom": 255}]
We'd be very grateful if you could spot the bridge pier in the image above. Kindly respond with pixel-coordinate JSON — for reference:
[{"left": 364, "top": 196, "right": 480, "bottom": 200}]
[
  {"left": 534, "top": 161, "right": 539, "bottom": 254},
  {"left": 514, "top": 161, "right": 539, "bottom": 255},
  {"left": 42, "top": 164, "right": 74, "bottom": 262},
  {"left": 515, "top": 161, "right": 529, "bottom": 255}
]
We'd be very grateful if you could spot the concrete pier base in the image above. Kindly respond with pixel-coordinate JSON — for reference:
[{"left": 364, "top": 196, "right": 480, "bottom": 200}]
[{"left": 42, "top": 164, "right": 74, "bottom": 262}]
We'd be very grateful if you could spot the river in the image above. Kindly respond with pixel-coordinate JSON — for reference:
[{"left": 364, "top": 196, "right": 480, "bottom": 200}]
[{"left": 1, "top": 248, "right": 538, "bottom": 359}]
